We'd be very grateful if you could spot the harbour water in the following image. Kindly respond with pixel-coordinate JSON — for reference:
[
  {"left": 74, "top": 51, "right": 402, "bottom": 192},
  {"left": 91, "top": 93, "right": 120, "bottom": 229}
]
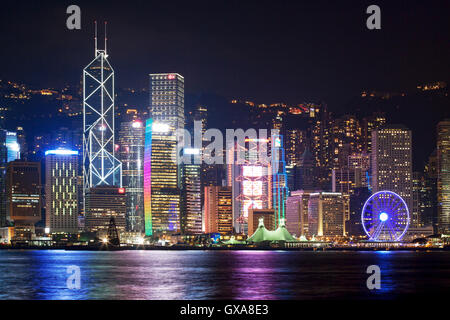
[{"left": 0, "top": 250, "right": 448, "bottom": 300}]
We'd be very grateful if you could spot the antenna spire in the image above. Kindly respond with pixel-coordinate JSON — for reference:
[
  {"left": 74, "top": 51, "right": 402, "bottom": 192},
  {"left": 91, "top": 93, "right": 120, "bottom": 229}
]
[
  {"left": 94, "top": 21, "right": 98, "bottom": 56},
  {"left": 104, "top": 21, "right": 108, "bottom": 55}
]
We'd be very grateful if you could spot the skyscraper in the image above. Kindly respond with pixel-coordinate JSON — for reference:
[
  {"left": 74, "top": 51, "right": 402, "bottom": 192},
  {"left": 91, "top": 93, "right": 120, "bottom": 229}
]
[
  {"left": 45, "top": 149, "right": 79, "bottom": 234},
  {"left": 118, "top": 118, "right": 145, "bottom": 232},
  {"left": 272, "top": 134, "right": 289, "bottom": 228},
  {"left": 308, "top": 192, "right": 347, "bottom": 238},
  {"left": 181, "top": 160, "right": 202, "bottom": 234},
  {"left": 371, "top": 125, "right": 413, "bottom": 213},
  {"left": 149, "top": 73, "right": 185, "bottom": 131},
  {"left": 144, "top": 119, "right": 180, "bottom": 236},
  {"left": 83, "top": 30, "right": 122, "bottom": 200},
  {"left": 0, "top": 130, "right": 20, "bottom": 227},
  {"left": 437, "top": 120, "right": 450, "bottom": 234},
  {"left": 204, "top": 186, "right": 233, "bottom": 234},
  {"left": 6, "top": 161, "right": 41, "bottom": 240}
]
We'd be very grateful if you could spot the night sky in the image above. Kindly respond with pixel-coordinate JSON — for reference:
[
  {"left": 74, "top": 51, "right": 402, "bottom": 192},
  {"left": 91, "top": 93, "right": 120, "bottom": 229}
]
[{"left": 1, "top": 0, "right": 449, "bottom": 107}]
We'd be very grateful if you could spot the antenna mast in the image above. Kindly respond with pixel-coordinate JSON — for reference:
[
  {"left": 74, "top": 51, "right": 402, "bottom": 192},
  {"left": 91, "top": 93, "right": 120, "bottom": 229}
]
[
  {"left": 94, "top": 21, "right": 98, "bottom": 56},
  {"left": 104, "top": 21, "right": 108, "bottom": 56}
]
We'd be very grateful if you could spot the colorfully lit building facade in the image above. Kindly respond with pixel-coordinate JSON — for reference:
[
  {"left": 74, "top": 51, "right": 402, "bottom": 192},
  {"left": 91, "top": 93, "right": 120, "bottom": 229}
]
[
  {"left": 308, "top": 192, "right": 347, "bottom": 238},
  {"left": 118, "top": 119, "right": 145, "bottom": 233},
  {"left": 85, "top": 186, "right": 126, "bottom": 237},
  {"left": 437, "top": 120, "right": 450, "bottom": 234},
  {"left": 371, "top": 125, "right": 413, "bottom": 215},
  {"left": 204, "top": 186, "right": 233, "bottom": 234},
  {"left": 231, "top": 138, "right": 272, "bottom": 234},
  {"left": 45, "top": 149, "right": 79, "bottom": 234},
  {"left": 6, "top": 161, "right": 41, "bottom": 240},
  {"left": 144, "top": 119, "right": 180, "bottom": 236}
]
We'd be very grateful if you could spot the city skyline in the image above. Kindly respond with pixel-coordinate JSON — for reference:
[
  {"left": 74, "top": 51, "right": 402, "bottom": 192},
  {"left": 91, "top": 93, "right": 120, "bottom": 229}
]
[{"left": 0, "top": 0, "right": 450, "bottom": 306}]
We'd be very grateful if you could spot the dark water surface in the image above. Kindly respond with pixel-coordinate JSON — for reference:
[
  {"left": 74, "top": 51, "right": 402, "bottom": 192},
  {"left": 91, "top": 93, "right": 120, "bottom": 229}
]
[{"left": 0, "top": 250, "right": 448, "bottom": 300}]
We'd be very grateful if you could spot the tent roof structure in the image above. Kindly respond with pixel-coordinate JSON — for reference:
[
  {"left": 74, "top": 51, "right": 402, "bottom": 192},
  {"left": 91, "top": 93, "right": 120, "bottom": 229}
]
[{"left": 247, "top": 218, "right": 297, "bottom": 243}]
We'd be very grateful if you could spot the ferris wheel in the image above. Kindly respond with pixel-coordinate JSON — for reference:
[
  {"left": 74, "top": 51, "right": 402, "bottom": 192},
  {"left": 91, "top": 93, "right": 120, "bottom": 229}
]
[{"left": 361, "top": 191, "right": 410, "bottom": 241}]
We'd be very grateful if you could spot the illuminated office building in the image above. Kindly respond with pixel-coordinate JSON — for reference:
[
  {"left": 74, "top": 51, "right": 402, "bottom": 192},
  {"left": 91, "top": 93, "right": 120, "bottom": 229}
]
[
  {"left": 118, "top": 119, "right": 145, "bottom": 232},
  {"left": 371, "top": 125, "right": 413, "bottom": 213},
  {"left": 362, "top": 113, "right": 386, "bottom": 153},
  {"left": 83, "top": 31, "right": 122, "bottom": 200},
  {"left": 248, "top": 208, "right": 275, "bottom": 235},
  {"left": 181, "top": 159, "right": 202, "bottom": 234},
  {"left": 437, "top": 120, "right": 450, "bottom": 234},
  {"left": 144, "top": 119, "right": 180, "bottom": 236},
  {"left": 308, "top": 192, "right": 347, "bottom": 238},
  {"left": 0, "top": 130, "right": 20, "bottom": 227},
  {"left": 285, "top": 129, "right": 306, "bottom": 166},
  {"left": 85, "top": 186, "right": 126, "bottom": 237},
  {"left": 231, "top": 138, "right": 272, "bottom": 234},
  {"left": 45, "top": 149, "right": 79, "bottom": 234},
  {"left": 271, "top": 134, "right": 289, "bottom": 228},
  {"left": 149, "top": 73, "right": 185, "bottom": 131},
  {"left": 204, "top": 186, "right": 233, "bottom": 234},
  {"left": 6, "top": 161, "right": 41, "bottom": 240},
  {"left": 421, "top": 150, "right": 438, "bottom": 230},
  {"left": 286, "top": 190, "right": 312, "bottom": 237}
]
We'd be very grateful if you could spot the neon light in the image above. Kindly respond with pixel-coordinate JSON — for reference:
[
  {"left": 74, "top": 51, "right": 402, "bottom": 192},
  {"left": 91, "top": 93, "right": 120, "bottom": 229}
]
[
  {"left": 118, "top": 188, "right": 125, "bottom": 194},
  {"left": 45, "top": 149, "right": 79, "bottom": 156},
  {"left": 361, "top": 190, "right": 410, "bottom": 241},
  {"left": 168, "top": 74, "right": 176, "bottom": 80},
  {"left": 144, "top": 118, "right": 153, "bottom": 236}
]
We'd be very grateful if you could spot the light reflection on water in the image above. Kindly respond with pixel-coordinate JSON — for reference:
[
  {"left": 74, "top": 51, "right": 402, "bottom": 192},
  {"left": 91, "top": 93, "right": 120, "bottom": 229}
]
[{"left": 0, "top": 250, "right": 448, "bottom": 300}]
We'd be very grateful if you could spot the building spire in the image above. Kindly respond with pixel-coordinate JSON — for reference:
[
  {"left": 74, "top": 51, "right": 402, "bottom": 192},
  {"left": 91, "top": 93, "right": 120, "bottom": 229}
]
[
  {"left": 94, "top": 21, "right": 98, "bottom": 56},
  {"left": 104, "top": 21, "right": 108, "bottom": 56}
]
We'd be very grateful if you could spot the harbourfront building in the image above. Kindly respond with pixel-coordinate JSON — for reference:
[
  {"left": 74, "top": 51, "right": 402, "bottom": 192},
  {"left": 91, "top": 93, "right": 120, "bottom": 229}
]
[
  {"left": 248, "top": 208, "right": 275, "bottom": 235},
  {"left": 6, "top": 161, "right": 41, "bottom": 240},
  {"left": 118, "top": 118, "right": 145, "bottom": 233},
  {"left": 371, "top": 125, "right": 413, "bottom": 215},
  {"left": 85, "top": 186, "right": 126, "bottom": 237},
  {"left": 204, "top": 186, "right": 233, "bottom": 235},
  {"left": 308, "top": 192, "right": 347, "bottom": 238},
  {"left": 0, "top": 130, "right": 20, "bottom": 227},
  {"left": 181, "top": 161, "right": 202, "bottom": 234},
  {"left": 144, "top": 119, "right": 181, "bottom": 236},
  {"left": 286, "top": 190, "right": 313, "bottom": 237},
  {"left": 437, "top": 120, "right": 450, "bottom": 234},
  {"left": 45, "top": 149, "right": 79, "bottom": 234}
]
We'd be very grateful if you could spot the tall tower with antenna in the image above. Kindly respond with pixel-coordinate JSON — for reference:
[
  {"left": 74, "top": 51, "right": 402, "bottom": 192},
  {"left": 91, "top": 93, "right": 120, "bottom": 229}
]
[{"left": 83, "top": 22, "right": 122, "bottom": 199}]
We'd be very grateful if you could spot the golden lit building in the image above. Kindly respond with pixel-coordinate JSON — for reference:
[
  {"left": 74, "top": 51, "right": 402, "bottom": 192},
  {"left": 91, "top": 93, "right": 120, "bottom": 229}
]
[
  {"left": 204, "top": 186, "right": 233, "bottom": 235},
  {"left": 308, "top": 192, "right": 347, "bottom": 238},
  {"left": 437, "top": 120, "right": 450, "bottom": 234},
  {"left": 371, "top": 125, "right": 413, "bottom": 218}
]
